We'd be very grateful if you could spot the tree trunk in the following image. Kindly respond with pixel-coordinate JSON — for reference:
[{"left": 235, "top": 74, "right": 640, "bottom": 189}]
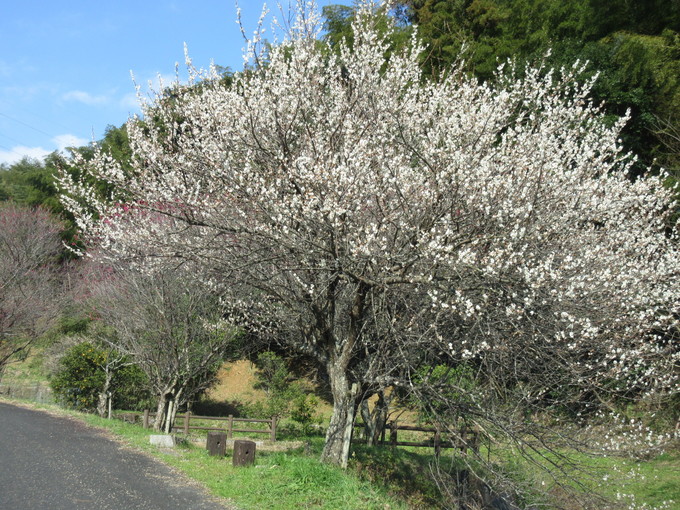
[
  {"left": 164, "top": 399, "right": 175, "bottom": 434},
  {"left": 165, "top": 386, "right": 183, "bottom": 433},
  {"left": 155, "top": 386, "right": 183, "bottom": 433},
  {"left": 96, "top": 392, "right": 108, "bottom": 418},
  {"left": 154, "top": 393, "right": 168, "bottom": 432},
  {"left": 96, "top": 372, "right": 113, "bottom": 418},
  {"left": 360, "top": 390, "right": 391, "bottom": 447},
  {"left": 321, "top": 362, "right": 359, "bottom": 467}
]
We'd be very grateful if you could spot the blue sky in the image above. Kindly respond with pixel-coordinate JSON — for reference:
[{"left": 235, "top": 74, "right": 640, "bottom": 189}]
[{"left": 0, "top": 0, "right": 350, "bottom": 165}]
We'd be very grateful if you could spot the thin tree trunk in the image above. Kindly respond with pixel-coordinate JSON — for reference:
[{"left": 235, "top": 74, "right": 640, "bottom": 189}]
[
  {"left": 164, "top": 399, "right": 174, "bottom": 434},
  {"left": 154, "top": 393, "right": 168, "bottom": 432},
  {"left": 164, "top": 386, "right": 184, "bottom": 434}
]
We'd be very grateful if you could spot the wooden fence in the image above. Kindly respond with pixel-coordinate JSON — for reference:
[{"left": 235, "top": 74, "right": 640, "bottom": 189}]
[
  {"left": 117, "top": 410, "right": 277, "bottom": 441},
  {"left": 114, "top": 411, "right": 476, "bottom": 453},
  {"left": 354, "top": 421, "right": 480, "bottom": 457}
]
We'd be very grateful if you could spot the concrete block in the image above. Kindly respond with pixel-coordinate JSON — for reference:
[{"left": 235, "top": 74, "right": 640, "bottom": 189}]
[{"left": 149, "top": 435, "right": 175, "bottom": 448}]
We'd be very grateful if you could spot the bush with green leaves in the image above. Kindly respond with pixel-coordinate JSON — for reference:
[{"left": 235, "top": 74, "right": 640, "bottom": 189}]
[
  {"left": 251, "top": 351, "right": 322, "bottom": 433},
  {"left": 50, "top": 342, "right": 150, "bottom": 412},
  {"left": 290, "top": 393, "right": 323, "bottom": 435},
  {"left": 251, "top": 351, "right": 301, "bottom": 418}
]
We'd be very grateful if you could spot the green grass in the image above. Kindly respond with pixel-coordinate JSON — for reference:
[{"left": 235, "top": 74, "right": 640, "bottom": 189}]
[
  {"left": 2, "top": 351, "right": 50, "bottom": 384},
  {"left": 486, "top": 441, "right": 680, "bottom": 509},
  {"left": 93, "top": 419, "right": 413, "bottom": 509},
  {"left": 567, "top": 449, "right": 680, "bottom": 509}
]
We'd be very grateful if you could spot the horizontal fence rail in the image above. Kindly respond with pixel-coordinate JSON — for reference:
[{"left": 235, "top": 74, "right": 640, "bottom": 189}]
[
  {"left": 115, "top": 411, "right": 277, "bottom": 441},
  {"left": 353, "top": 421, "right": 480, "bottom": 457}
]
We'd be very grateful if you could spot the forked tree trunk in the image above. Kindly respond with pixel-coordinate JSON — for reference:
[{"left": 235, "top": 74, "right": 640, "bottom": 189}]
[
  {"left": 360, "top": 390, "right": 391, "bottom": 446},
  {"left": 154, "top": 386, "right": 183, "bottom": 433},
  {"left": 154, "top": 394, "right": 168, "bottom": 432},
  {"left": 321, "top": 363, "right": 359, "bottom": 467}
]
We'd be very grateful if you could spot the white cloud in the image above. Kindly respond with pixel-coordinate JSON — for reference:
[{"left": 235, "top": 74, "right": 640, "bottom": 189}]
[
  {"left": 0, "top": 145, "right": 50, "bottom": 165},
  {"left": 0, "top": 134, "right": 90, "bottom": 165},
  {"left": 62, "top": 90, "right": 110, "bottom": 105},
  {"left": 53, "top": 134, "right": 88, "bottom": 151}
]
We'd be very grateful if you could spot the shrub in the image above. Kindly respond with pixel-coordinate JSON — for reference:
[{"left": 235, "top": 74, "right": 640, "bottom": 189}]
[
  {"left": 50, "top": 342, "right": 150, "bottom": 412},
  {"left": 290, "top": 394, "right": 323, "bottom": 436}
]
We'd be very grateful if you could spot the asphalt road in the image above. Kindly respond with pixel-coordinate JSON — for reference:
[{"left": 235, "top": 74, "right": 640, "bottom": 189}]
[{"left": 0, "top": 402, "right": 234, "bottom": 510}]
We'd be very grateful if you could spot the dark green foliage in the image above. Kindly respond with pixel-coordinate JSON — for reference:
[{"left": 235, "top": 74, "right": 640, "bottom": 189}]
[
  {"left": 58, "top": 315, "right": 91, "bottom": 336},
  {"left": 99, "top": 125, "right": 134, "bottom": 173},
  {"left": 323, "top": 4, "right": 356, "bottom": 49},
  {"left": 50, "top": 342, "right": 150, "bottom": 412},
  {"left": 0, "top": 156, "right": 70, "bottom": 227},
  {"left": 407, "top": 363, "right": 481, "bottom": 422},
  {"left": 0, "top": 124, "right": 132, "bottom": 212},
  {"left": 0, "top": 155, "right": 81, "bottom": 255},
  {"left": 322, "top": 3, "right": 413, "bottom": 60}
]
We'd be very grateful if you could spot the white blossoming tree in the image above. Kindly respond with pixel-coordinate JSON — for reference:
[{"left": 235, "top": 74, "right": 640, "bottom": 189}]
[{"left": 60, "top": 1, "right": 678, "bottom": 468}]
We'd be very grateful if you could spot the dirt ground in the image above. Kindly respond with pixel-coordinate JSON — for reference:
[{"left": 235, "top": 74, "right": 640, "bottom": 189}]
[{"left": 205, "top": 360, "right": 265, "bottom": 403}]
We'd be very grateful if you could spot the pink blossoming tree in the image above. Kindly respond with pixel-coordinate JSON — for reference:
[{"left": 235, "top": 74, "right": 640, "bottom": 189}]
[{"left": 0, "top": 203, "right": 62, "bottom": 380}]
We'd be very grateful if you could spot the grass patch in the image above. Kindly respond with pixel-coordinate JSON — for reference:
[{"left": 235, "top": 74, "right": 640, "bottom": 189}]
[
  {"left": 565, "top": 449, "right": 680, "bottom": 509},
  {"left": 487, "top": 441, "right": 680, "bottom": 509}
]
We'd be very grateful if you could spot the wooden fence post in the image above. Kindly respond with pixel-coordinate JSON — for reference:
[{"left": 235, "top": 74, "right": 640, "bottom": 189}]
[
  {"left": 143, "top": 409, "right": 149, "bottom": 429},
  {"left": 270, "top": 416, "right": 277, "bottom": 442},
  {"left": 434, "top": 429, "right": 441, "bottom": 458},
  {"left": 184, "top": 411, "right": 191, "bottom": 435},
  {"left": 227, "top": 415, "right": 234, "bottom": 439}
]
